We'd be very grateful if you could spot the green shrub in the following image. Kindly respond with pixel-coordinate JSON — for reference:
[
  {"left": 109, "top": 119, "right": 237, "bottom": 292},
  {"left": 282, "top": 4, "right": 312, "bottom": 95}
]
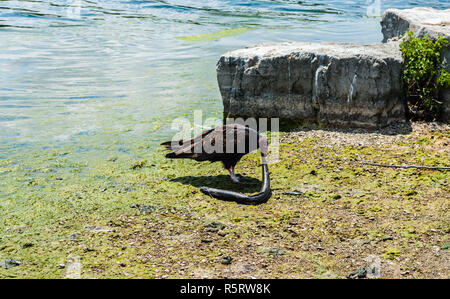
[{"left": 400, "top": 31, "right": 449, "bottom": 120}]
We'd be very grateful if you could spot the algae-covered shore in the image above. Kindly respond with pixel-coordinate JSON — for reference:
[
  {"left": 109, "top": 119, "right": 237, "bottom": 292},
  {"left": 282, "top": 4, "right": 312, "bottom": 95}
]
[{"left": 0, "top": 122, "right": 449, "bottom": 279}]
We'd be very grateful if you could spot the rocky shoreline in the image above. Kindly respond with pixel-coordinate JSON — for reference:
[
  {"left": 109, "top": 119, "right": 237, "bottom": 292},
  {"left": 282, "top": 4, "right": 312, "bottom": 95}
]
[
  {"left": 1, "top": 120, "right": 448, "bottom": 279},
  {"left": 217, "top": 7, "right": 450, "bottom": 127}
]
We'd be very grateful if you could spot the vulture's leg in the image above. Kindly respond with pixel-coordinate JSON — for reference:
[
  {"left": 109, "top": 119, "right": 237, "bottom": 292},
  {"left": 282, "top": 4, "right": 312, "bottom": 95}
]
[{"left": 228, "top": 166, "right": 240, "bottom": 183}]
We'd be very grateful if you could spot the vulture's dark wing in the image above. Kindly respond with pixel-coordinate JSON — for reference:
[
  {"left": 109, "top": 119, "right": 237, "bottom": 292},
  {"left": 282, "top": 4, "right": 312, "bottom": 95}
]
[
  {"left": 162, "top": 124, "right": 260, "bottom": 161},
  {"left": 161, "top": 128, "right": 214, "bottom": 156}
]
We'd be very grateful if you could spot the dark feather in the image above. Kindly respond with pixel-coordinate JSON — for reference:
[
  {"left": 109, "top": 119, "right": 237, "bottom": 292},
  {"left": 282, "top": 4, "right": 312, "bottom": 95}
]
[{"left": 161, "top": 124, "right": 262, "bottom": 169}]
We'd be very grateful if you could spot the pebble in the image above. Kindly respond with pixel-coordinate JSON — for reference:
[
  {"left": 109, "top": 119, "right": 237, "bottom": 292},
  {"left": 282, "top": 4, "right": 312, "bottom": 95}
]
[
  {"left": 221, "top": 256, "right": 233, "bottom": 265},
  {"left": 204, "top": 222, "right": 226, "bottom": 233},
  {"left": 0, "top": 259, "right": 21, "bottom": 269},
  {"left": 130, "top": 204, "right": 156, "bottom": 213},
  {"left": 347, "top": 267, "right": 367, "bottom": 279}
]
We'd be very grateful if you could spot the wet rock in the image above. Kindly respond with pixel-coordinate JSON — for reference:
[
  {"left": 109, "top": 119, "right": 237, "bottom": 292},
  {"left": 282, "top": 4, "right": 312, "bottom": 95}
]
[
  {"left": 221, "top": 256, "right": 233, "bottom": 265},
  {"left": 0, "top": 259, "right": 21, "bottom": 269},
  {"left": 217, "top": 41, "right": 405, "bottom": 128},
  {"left": 204, "top": 222, "right": 226, "bottom": 233}
]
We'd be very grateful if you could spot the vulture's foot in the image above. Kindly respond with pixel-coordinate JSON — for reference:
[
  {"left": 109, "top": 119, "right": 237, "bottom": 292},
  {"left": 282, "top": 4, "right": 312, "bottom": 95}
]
[
  {"left": 230, "top": 174, "right": 241, "bottom": 184},
  {"left": 228, "top": 167, "right": 241, "bottom": 184}
]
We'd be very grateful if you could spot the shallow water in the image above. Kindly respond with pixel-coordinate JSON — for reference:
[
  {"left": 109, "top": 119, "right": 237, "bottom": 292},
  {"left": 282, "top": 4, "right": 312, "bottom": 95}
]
[{"left": 0, "top": 0, "right": 449, "bottom": 160}]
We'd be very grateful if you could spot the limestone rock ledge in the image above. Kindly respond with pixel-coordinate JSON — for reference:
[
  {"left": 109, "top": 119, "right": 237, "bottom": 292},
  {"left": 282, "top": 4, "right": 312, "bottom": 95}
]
[
  {"left": 217, "top": 42, "right": 405, "bottom": 128},
  {"left": 381, "top": 7, "right": 450, "bottom": 43},
  {"left": 381, "top": 7, "right": 450, "bottom": 122}
]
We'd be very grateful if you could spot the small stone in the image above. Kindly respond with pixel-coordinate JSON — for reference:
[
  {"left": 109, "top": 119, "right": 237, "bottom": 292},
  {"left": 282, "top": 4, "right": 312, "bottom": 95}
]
[
  {"left": 283, "top": 191, "right": 303, "bottom": 196},
  {"left": 366, "top": 264, "right": 381, "bottom": 279},
  {"left": 123, "top": 186, "right": 136, "bottom": 192},
  {"left": 243, "top": 265, "right": 255, "bottom": 272},
  {"left": 218, "top": 231, "right": 227, "bottom": 237},
  {"left": 266, "top": 247, "right": 285, "bottom": 256},
  {"left": 347, "top": 267, "right": 367, "bottom": 279},
  {"left": 84, "top": 226, "right": 111, "bottom": 233},
  {"left": 130, "top": 204, "right": 156, "bottom": 214},
  {"left": 68, "top": 233, "right": 78, "bottom": 240},
  {"left": 0, "top": 259, "right": 21, "bottom": 269},
  {"left": 201, "top": 239, "right": 213, "bottom": 244},
  {"left": 204, "top": 222, "right": 226, "bottom": 233},
  {"left": 131, "top": 160, "right": 146, "bottom": 169},
  {"left": 22, "top": 243, "right": 33, "bottom": 248},
  {"left": 57, "top": 264, "right": 65, "bottom": 269},
  {"left": 221, "top": 256, "right": 232, "bottom": 265}
]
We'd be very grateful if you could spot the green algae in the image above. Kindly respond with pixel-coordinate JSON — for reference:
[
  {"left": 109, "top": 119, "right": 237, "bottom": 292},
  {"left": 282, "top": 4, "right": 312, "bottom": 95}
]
[
  {"left": 177, "top": 27, "right": 253, "bottom": 42},
  {"left": 0, "top": 125, "right": 449, "bottom": 279}
]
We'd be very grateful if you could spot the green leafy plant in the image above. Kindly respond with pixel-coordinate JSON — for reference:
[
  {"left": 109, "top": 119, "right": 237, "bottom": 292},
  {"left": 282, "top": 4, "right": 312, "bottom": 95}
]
[{"left": 400, "top": 31, "right": 450, "bottom": 120}]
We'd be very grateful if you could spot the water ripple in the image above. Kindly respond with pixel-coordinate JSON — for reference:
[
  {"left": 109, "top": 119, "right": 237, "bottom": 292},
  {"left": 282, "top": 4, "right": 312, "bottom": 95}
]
[{"left": 0, "top": 0, "right": 449, "bottom": 152}]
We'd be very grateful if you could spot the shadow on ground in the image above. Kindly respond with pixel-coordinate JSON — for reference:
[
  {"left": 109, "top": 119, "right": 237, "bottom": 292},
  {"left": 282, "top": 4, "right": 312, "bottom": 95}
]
[{"left": 171, "top": 175, "right": 261, "bottom": 194}]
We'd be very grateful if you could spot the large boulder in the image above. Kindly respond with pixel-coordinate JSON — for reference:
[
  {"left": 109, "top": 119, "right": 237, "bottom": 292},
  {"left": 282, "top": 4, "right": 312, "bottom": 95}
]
[
  {"left": 381, "top": 7, "right": 450, "bottom": 122},
  {"left": 381, "top": 7, "right": 450, "bottom": 43},
  {"left": 217, "top": 42, "right": 405, "bottom": 128}
]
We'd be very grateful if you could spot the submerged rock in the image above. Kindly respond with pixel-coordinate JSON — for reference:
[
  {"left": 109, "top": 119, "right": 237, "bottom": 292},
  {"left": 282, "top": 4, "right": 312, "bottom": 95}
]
[{"left": 217, "top": 41, "right": 405, "bottom": 128}]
